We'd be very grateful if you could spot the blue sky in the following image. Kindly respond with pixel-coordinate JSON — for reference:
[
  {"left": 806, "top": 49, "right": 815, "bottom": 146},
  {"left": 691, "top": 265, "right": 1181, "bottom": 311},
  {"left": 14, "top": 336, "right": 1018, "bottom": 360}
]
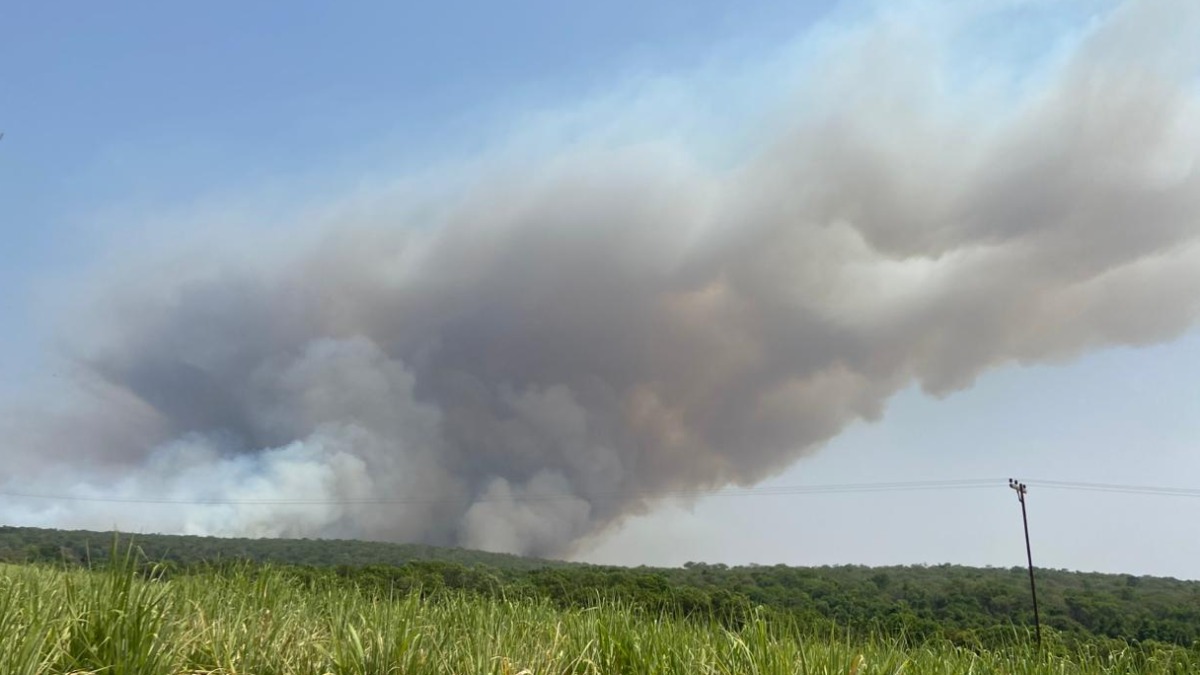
[
  {"left": 0, "top": 0, "right": 834, "bottom": 374},
  {"left": 588, "top": 333, "right": 1200, "bottom": 578},
  {"left": 3, "top": 1, "right": 1199, "bottom": 578},
  {"left": 0, "top": 0, "right": 1096, "bottom": 383}
]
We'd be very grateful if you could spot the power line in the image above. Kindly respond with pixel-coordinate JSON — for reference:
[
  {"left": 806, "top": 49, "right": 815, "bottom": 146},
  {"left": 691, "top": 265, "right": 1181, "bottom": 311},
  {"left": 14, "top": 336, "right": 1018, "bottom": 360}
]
[
  {"left": 0, "top": 477, "right": 1196, "bottom": 507},
  {"left": 0, "top": 478, "right": 1001, "bottom": 507},
  {"left": 1023, "top": 479, "right": 1200, "bottom": 498}
]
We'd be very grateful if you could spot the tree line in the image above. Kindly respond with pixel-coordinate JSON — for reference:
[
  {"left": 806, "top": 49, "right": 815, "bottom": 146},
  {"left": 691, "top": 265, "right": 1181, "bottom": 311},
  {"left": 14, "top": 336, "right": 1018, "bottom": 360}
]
[{"left": 2, "top": 525, "right": 1198, "bottom": 649}]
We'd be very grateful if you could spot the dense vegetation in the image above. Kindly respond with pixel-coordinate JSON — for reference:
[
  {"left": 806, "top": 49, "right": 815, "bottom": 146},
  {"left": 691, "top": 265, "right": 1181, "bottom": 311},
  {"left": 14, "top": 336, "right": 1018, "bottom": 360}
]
[
  {"left": 3, "top": 554, "right": 1199, "bottom": 675},
  {"left": 0, "top": 525, "right": 562, "bottom": 571},
  {"left": 3, "top": 525, "right": 1199, "bottom": 652}
]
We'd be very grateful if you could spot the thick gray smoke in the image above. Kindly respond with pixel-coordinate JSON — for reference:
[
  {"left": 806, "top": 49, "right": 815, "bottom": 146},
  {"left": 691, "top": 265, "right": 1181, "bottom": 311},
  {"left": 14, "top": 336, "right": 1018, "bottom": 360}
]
[{"left": 4, "top": 1, "right": 1200, "bottom": 556}]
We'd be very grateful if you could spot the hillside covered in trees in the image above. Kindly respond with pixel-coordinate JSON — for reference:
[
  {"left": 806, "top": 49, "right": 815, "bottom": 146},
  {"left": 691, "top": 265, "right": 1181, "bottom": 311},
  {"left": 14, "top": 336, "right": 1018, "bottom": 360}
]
[{"left": 2, "top": 525, "right": 1198, "bottom": 649}]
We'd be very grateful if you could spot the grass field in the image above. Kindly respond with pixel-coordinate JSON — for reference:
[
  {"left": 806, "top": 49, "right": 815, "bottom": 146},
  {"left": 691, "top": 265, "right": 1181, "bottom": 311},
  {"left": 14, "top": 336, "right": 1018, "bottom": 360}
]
[{"left": 2, "top": 556, "right": 1197, "bottom": 675}]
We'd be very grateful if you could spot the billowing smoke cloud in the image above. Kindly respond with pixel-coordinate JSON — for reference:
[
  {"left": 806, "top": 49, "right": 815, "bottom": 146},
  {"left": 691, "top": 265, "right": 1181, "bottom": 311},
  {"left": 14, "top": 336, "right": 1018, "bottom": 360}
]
[{"left": 4, "top": 1, "right": 1200, "bottom": 556}]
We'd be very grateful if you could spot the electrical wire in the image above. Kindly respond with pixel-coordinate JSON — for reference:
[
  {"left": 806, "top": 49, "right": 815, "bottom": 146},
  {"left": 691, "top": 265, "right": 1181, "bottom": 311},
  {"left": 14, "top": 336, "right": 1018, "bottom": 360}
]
[
  {"left": 0, "top": 478, "right": 1002, "bottom": 506},
  {"left": 0, "top": 478, "right": 1196, "bottom": 507},
  {"left": 1023, "top": 479, "right": 1200, "bottom": 498}
]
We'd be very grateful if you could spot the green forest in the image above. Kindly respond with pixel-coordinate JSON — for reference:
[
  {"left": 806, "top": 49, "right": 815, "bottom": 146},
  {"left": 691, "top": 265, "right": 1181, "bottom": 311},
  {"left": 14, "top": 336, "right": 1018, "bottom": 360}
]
[{"left": 3, "top": 525, "right": 1198, "bottom": 650}]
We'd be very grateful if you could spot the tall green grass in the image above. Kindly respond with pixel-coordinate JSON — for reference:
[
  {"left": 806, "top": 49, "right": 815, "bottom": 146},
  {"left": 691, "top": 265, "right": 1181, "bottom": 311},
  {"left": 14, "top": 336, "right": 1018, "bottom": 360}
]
[{"left": 1, "top": 554, "right": 1196, "bottom": 674}]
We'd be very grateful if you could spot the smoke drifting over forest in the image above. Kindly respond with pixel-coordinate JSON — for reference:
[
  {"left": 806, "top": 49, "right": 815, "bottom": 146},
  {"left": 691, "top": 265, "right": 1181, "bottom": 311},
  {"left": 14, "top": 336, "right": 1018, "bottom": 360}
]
[{"left": 3, "top": 2, "right": 1199, "bottom": 556}]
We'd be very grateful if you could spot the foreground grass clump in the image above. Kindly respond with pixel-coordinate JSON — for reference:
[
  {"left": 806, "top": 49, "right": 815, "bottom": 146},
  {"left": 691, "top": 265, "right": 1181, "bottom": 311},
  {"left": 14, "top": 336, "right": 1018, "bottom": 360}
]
[{"left": 1, "top": 558, "right": 1197, "bottom": 674}]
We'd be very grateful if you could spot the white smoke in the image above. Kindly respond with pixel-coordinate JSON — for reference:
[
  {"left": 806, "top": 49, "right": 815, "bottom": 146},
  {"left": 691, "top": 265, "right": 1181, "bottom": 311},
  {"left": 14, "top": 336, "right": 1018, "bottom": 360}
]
[{"left": 3, "top": 0, "right": 1199, "bottom": 556}]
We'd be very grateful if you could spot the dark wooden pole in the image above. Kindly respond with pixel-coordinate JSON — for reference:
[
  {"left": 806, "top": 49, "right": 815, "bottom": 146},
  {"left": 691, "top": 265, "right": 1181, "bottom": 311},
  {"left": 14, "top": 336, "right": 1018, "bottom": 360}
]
[{"left": 1009, "top": 478, "right": 1042, "bottom": 647}]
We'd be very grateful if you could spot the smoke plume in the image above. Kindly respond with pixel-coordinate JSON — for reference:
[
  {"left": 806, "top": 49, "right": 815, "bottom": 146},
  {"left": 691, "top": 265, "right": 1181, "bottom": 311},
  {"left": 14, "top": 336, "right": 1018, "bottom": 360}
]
[{"left": 4, "top": 1, "right": 1200, "bottom": 556}]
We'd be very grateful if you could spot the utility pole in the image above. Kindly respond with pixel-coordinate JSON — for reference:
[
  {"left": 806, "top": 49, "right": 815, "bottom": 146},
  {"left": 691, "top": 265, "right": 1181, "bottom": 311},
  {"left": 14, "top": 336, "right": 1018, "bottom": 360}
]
[{"left": 1009, "top": 478, "right": 1042, "bottom": 647}]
